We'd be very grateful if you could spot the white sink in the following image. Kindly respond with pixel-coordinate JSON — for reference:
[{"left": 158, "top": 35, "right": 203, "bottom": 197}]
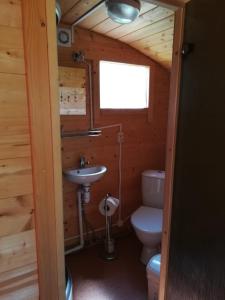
[{"left": 64, "top": 166, "right": 107, "bottom": 185}]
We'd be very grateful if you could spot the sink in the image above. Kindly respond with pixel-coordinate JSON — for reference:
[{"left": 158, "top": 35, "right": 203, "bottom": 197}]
[{"left": 64, "top": 166, "right": 107, "bottom": 185}]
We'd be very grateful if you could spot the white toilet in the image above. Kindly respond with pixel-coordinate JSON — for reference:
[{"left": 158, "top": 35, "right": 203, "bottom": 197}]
[{"left": 131, "top": 170, "right": 165, "bottom": 264}]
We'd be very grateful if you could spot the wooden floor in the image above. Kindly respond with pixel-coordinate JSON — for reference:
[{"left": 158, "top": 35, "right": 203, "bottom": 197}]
[{"left": 66, "top": 235, "right": 148, "bottom": 300}]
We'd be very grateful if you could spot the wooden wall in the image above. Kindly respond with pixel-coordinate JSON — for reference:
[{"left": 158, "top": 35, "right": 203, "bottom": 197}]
[
  {"left": 0, "top": 0, "right": 38, "bottom": 298},
  {"left": 167, "top": 0, "right": 225, "bottom": 299},
  {"left": 58, "top": 28, "right": 170, "bottom": 245}
]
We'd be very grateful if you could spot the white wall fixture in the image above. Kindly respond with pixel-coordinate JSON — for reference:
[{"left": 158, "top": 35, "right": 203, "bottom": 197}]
[{"left": 57, "top": 27, "right": 72, "bottom": 47}]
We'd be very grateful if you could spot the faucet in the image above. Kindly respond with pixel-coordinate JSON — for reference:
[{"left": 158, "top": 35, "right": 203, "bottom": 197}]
[{"left": 80, "top": 156, "right": 89, "bottom": 168}]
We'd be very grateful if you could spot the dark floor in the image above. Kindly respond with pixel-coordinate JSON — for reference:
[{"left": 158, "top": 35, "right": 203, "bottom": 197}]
[{"left": 66, "top": 235, "right": 148, "bottom": 300}]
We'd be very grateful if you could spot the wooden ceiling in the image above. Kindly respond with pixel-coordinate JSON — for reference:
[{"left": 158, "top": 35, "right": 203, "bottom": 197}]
[{"left": 61, "top": 1, "right": 175, "bottom": 69}]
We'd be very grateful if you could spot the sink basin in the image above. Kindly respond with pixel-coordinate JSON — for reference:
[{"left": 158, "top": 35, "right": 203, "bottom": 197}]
[{"left": 64, "top": 166, "right": 107, "bottom": 185}]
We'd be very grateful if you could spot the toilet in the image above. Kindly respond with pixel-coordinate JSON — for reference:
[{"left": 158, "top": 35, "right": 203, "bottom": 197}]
[
  {"left": 146, "top": 254, "right": 161, "bottom": 300},
  {"left": 131, "top": 170, "right": 165, "bottom": 264}
]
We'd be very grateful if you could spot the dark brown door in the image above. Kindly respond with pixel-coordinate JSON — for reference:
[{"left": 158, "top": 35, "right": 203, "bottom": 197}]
[{"left": 167, "top": 0, "right": 225, "bottom": 299}]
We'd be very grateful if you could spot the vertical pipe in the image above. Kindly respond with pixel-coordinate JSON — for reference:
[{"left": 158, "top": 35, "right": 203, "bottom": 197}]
[
  {"left": 65, "top": 189, "right": 84, "bottom": 255},
  {"left": 87, "top": 62, "right": 94, "bottom": 130}
]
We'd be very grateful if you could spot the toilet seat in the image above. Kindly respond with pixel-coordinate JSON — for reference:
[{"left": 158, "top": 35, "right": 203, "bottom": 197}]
[{"left": 131, "top": 206, "right": 162, "bottom": 234}]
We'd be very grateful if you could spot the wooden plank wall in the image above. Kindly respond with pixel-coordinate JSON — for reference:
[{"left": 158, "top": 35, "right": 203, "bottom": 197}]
[
  {"left": 58, "top": 28, "right": 170, "bottom": 246},
  {"left": 0, "top": 0, "right": 38, "bottom": 299}
]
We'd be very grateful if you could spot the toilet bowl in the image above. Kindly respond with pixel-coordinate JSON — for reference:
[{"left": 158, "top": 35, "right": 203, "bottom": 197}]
[
  {"left": 131, "top": 206, "right": 162, "bottom": 264},
  {"left": 131, "top": 170, "right": 165, "bottom": 264},
  {"left": 146, "top": 254, "right": 161, "bottom": 300}
]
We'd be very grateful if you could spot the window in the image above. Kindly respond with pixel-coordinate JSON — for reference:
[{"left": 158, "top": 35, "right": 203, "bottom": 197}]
[{"left": 99, "top": 61, "right": 150, "bottom": 109}]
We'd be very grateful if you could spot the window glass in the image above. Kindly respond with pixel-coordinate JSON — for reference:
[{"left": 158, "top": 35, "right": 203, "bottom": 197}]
[{"left": 100, "top": 61, "right": 150, "bottom": 109}]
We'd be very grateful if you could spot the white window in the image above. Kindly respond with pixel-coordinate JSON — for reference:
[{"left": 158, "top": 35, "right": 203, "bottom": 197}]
[{"left": 99, "top": 61, "right": 150, "bottom": 109}]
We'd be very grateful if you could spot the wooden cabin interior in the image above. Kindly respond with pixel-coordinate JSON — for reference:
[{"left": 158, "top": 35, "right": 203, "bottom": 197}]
[
  {"left": 1, "top": 0, "right": 225, "bottom": 299},
  {"left": 59, "top": 2, "right": 173, "bottom": 299}
]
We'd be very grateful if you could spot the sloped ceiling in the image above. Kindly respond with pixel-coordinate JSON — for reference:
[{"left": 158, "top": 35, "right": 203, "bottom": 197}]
[{"left": 60, "top": 1, "right": 175, "bottom": 69}]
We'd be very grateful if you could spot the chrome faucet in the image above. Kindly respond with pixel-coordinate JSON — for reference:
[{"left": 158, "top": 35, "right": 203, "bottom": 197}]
[{"left": 80, "top": 156, "right": 89, "bottom": 168}]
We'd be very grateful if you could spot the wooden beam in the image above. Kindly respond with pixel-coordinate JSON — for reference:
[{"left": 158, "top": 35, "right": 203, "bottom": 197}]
[
  {"left": 21, "top": 0, "right": 65, "bottom": 299},
  {"left": 159, "top": 7, "right": 186, "bottom": 300},
  {"left": 46, "top": 0, "right": 66, "bottom": 298}
]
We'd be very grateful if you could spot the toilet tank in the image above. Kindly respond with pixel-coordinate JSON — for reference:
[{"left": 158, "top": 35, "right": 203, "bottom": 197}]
[{"left": 142, "top": 170, "right": 165, "bottom": 209}]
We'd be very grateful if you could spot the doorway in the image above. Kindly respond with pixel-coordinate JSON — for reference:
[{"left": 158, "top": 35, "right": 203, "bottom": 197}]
[{"left": 23, "top": 0, "right": 189, "bottom": 299}]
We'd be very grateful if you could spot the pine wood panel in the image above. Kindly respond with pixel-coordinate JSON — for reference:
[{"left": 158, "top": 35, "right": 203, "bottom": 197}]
[
  {"left": 106, "top": 6, "right": 173, "bottom": 39},
  {"left": 0, "top": 144, "right": 30, "bottom": 160},
  {"left": 0, "top": 263, "right": 38, "bottom": 300},
  {"left": 133, "top": 42, "right": 173, "bottom": 67},
  {"left": 0, "top": 230, "right": 37, "bottom": 273},
  {"left": 0, "top": 26, "right": 23, "bottom": 49},
  {"left": 59, "top": 66, "right": 86, "bottom": 88},
  {"left": 59, "top": 27, "right": 163, "bottom": 64},
  {"left": 90, "top": 1, "right": 157, "bottom": 34},
  {"left": 131, "top": 27, "right": 174, "bottom": 48},
  {"left": 0, "top": 265, "right": 38, "bottom": 300},
  {"left": 0, "top": 279, "right": 38, "bottom": 300},
  {"left": 0, "top": 231, "right": 38, "bottom": 299},
  {"left": 0, "top": 48, "right": 25, "bottom": 74},
  {"left": 119, "top": 15, "right": 175, "bottom": 43},
  {"left": 59, "top": 27, "right": 170, "bottom": 245},
  {"left": 91, "top": 17, "right": 121, "bottom": 34},
  {"left": 0, "top": 75, "right": 28, "bottom": 138},
  {"left": 62, "top": 0, "right": 102, "bottom": 24},
  {"left": 0, "top": 158, "right": 33, "bottom": 199},
  {"left": 78, "top": 5, "right": 108, "bottom": 29},
  {"left": 65, "top": 0, "right": 175, "bottom": 68},
  {"left": 0, "top": 73, "right": 28, "bottom": 118},
  {"left": 0, "top": 0, "right": 22, "bottom": 28},
  {"left": 0, "top": 0, "right": 39, "bottom": 298},
  {"left": 0, "top": 195, "right": 34, "bottom": 237},
  {"left": 61, "top": 0, "right": 80, "bottom": 15}
]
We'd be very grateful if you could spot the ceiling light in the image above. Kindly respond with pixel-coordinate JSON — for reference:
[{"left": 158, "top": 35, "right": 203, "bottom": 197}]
[{"left": 106, "top": 0, "right": 141, "bottom": 24}]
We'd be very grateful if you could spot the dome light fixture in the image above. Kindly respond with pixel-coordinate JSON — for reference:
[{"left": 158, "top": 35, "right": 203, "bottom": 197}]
[{"left": 106, "top": 0, "right": 141, "bottom": 24}]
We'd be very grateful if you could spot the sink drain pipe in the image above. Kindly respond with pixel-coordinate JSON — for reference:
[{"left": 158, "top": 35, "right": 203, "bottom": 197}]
[{"left": 65, "top": 188, "right": 84, "bottom": 255}]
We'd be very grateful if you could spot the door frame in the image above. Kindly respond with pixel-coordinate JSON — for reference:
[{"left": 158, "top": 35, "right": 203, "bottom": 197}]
[
  {"left": 144, "top": 0, "right": 190, "bottom": 299},
  {"left": 22, "top": 0, "right": 65, "bottom": 299},
  {"left": 22, "top": 0, "right": 190, "bottom": 299}
]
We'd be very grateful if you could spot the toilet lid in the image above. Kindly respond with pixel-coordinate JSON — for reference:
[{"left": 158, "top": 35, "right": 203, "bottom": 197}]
[{"left": 131, "top": 206, "right": 162, "bottom": 233}]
